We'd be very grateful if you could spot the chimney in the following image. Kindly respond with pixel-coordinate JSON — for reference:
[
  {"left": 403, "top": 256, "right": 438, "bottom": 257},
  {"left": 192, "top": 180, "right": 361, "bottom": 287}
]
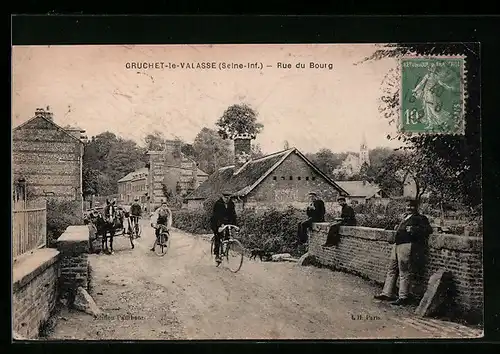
[
  {"left": 35, "top": 107, "right": 54, "bottom": 121},
  {"left": 191, "top": 162, "right": 199, "bottom": 190},
  {"left": 233, "top": 133, "right": 254, "bottom": 169},
  {"left": 164, "top": 139, "right": 182, "bottom": 167}
]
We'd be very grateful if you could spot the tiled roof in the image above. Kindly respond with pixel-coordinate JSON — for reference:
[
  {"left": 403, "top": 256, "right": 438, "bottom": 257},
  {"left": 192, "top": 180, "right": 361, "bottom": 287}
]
[
  {"left": 334, "top": 180, "right": 382, "bottom": 198},
  {"left": 186, "top": 148, "right": 348, "bottom": 200},
  {"left": 117, "top": 167, "right": 149, "bottom": 183},
  {"left": 13, "top": 115, "right": 86, "bottom": 144}
]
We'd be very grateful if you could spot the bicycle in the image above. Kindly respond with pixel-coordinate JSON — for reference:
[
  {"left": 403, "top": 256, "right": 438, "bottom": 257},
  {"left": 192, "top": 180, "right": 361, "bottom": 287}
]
[
  {"left": 210, "top": 224, "right": 244, "bottom": 273},
  {"left": 130, "top": 216, "right": 142, "bottom": 237},
  {"left": 153, "top": 224, "right": 171, "bottom": 257},
  {"left": 127, "top": 216, "right": 142, "bottom": 249}
]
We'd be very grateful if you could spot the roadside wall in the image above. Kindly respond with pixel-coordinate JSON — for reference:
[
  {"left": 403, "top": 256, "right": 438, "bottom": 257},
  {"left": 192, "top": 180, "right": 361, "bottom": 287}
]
[
  {"left": 56, "top": 225, "right": 90, "bottom": 300},
  {"left": 12, "top": 248, "right": 60, "bottom": 339},
  {"left": 308, "top": 223, "right": 483, "bottom": 322}
]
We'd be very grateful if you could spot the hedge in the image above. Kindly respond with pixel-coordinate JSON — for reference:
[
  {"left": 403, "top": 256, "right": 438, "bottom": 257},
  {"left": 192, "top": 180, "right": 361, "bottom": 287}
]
[
  {"left": 173, "top": 206, "right": 309, "bottom": 257},
  {"left": 46, "top": 199, "right": 82, "bottom": 247}
]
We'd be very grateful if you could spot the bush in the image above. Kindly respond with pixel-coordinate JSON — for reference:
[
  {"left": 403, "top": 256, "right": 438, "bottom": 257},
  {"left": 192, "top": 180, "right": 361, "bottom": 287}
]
[
  {"left": 46, "top": 199, "right": 82, "bottom": 247},
  {"left": 173, "top": 205, "right": 307, "bottom": 257}
]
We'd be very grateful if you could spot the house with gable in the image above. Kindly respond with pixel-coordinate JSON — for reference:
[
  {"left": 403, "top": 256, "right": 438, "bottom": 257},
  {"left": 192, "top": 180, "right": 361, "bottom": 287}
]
[
  {"left": 334, "top": 180, "right": 391, "bottom": 206},
  {"left": 185, "top": 133, "right": 349, "bottom": 212},
  {"left": 12, "top": 107, "right": 87, "bottom": 216}
]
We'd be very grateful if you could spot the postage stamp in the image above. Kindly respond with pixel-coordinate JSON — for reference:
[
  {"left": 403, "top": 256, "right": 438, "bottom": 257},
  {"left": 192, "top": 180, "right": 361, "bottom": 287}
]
[{"left": 400, "top": 56, "right": 465, "bottom": 135}]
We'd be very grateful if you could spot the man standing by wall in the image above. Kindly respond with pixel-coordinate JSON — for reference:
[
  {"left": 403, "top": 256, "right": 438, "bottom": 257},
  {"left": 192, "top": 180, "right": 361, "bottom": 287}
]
[
  {"left": 297, "top": 192, "right": 325, "bottom": 245},
  {"left": 374, "top": 199, "right": 433, "bottom": 305}
]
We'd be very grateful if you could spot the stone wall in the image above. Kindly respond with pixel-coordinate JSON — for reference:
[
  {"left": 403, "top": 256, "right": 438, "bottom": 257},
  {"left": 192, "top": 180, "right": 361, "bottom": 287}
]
[
  {"left": 56, "top": 225, "right": 90, "bottom": 300},
  {"left": 12, "top": 116, "right": 84, "bottom": 216},
  {"left": 308, "top": 223, "right": 483, "bottom": 322},
  {"left": 12, "top": 248, "right": 60, "bottom": 339}
]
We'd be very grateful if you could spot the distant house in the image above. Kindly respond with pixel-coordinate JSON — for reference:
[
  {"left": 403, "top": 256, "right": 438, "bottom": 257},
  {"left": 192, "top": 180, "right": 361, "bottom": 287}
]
[
  {"left": 185, "top": 134, "right": 348, "bottom": 212},
  {"left": 335, "top": 180, "right": 390, "bottom": 206},
  {"left": 117, "top": 167, "right": 149, "bottom": 205},
  {"left": 12, "top": 108, "right": 87, "bottom": 216},
  {"left": 118, "top": 159, "right": 208, "bottom": 209}
]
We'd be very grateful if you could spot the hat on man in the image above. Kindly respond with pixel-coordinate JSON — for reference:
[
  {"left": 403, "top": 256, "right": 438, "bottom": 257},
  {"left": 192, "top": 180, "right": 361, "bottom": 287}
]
[
  {"left": 308, "top": 191, "right": 318, "bottom": 197},
  {"left": 337, "top": 196, "right": 346, "bottom": 202},
  {"left": 134, "top": 197, "right": 139, "bottom": 201},
  {"left": 222, "top": 191, "right": 232, "bottom": 197}
]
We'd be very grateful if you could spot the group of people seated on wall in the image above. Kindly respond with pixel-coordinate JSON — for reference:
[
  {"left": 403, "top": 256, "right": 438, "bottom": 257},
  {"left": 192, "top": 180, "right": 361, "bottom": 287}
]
[
  {"left": 297, "top": 192, "right": 433, "bottom": 307},
  {"left": 296, "top": 192, "right": 356, "bottom": 247}
]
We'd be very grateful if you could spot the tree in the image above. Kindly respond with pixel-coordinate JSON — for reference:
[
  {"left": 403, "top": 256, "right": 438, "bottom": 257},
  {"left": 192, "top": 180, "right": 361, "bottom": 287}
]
[
  {"left": 82, "top": 131, "right": 147, "bottom": 196},
  {"left": 251, "top": 143, "right": 264, "bottom": 159},
  {"left": 375, "top": 149, "right": 444, "bottom": 202},
  {"left": 216, "top": 103, "right": 264, "bottom": 140},
  {"left": 181, "top": 143, "right": 196, "bottom": 159},
  {"left": 307, "top": 149, "right": 345, "bottom": 177},
  {"left": 358, "top": 43, "right": 481, "bottom": 207},
  {"left": 144, "top": 130, "right": 166, "bottom": 151},
  {"left": 193, "top": 127, "right": 233, "bottom": 174}
]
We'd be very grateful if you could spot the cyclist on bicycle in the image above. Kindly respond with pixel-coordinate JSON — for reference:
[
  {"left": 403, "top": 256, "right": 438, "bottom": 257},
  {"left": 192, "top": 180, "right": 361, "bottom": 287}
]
[
  {"left": 130, "top": 197, "right": 142, "bottom": 237},
  {"left": 150, "top": 201, "right": 172, "bottom": 251},
  {"left": 210, "top": 191, "right": 239, "bottom": 263}
]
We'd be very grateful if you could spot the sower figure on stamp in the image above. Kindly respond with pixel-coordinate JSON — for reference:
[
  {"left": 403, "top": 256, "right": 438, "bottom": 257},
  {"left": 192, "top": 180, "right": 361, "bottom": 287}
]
[
  {"left": 374, "top": 199, "right": 433, "bottom": 305},
  {"left": 297, "top": 192, "right": 325, "bottom": 245}
]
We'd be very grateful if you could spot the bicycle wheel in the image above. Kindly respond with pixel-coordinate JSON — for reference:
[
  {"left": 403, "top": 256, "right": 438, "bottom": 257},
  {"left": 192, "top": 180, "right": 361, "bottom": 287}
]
[
  {"left": 154, "top": 232, "right": 170, "bottom": 257},
  {"left": 210, "top": 237, "right": 215, "bottom": 256},
  {"left": 224, "top": 239, "right": 244, "bottom": 273},
  {"left": 129, "top": 229, "right": 135, "bottom": 249},
  {"left": 136, "top": 222, "right": 141, "bottom": 236}
]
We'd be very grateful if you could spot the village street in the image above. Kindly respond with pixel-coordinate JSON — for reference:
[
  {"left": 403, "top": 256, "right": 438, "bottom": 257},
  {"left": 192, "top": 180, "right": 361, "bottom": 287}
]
[{"left": 46, "top": 221, "right": 481, "bottom": 340}]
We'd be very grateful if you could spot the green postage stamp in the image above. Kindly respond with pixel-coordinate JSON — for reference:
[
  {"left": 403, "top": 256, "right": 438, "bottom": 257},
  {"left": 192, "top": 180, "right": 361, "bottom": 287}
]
[{"left": 400, "top": 56, "right": 465, "bottom": 135}]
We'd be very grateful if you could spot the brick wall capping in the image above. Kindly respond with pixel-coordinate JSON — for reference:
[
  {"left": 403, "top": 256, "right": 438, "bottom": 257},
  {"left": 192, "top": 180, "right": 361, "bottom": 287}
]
[
  {"left": 427, "top": 234, "right": 482, "bottom": 253},
  {"left": 57, "top": 225, "right": 89, "bottom": 243},
  {"left": 312, "top": 223, "right": 483, "bottom": 252},
  {"left": 13, "top": 248, "right": 60, "bottom": 292}
]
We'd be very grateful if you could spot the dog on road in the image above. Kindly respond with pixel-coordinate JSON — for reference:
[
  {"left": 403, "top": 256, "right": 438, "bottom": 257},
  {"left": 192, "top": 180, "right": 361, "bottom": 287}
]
[{"left": 249, "top": 248, "right": 272, "bottom": 262}]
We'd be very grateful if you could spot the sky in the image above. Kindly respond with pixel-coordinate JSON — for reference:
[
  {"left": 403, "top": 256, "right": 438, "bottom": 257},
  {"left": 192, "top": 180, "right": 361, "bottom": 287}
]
[{"left": 12, "top": 44, "right": 403, "bottom": 155}]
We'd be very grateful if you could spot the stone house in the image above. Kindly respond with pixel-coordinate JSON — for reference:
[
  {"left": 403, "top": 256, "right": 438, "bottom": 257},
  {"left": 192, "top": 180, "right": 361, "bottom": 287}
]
[
  {"left": 12, "top": 108, "right": 87, "bottom": 216},
  {"left": 185, "top": 134, "right": 348, "bottom": 212},
  {"left": 117, "top": 167, "right": 149, "bottom": 205},
  {"left": 144, "top": 139, "right": 208, "bottom": 211},
  {"left": 335, "top": 180, "right": 391, "bottom": 206}
]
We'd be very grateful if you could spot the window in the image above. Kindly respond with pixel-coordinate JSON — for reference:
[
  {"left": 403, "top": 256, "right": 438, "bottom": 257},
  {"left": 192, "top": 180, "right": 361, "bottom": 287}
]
[
  {"left": 281, "top": 176, "right": 286, "bottom": 180},
  {"left": 298, "top": 177, "right": 301, "bottom": 181},
  {"left": 312, "top": 177, "right": 316, "bottom": 181},
  {"left": 289, "top": 176, "right": 293, "bottom": 180},
  {"left": 273, "top": 176, "right": 277, "bottom": 180},
  {"left": 306, "top": 177, "right": 309, "bottom": 181}
]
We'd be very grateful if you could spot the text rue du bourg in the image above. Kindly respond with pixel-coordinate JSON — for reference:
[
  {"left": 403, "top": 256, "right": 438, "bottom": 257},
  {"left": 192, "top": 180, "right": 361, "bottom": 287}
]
[{"left": 125, "top": 61, "right": 334, "bottom": 70}]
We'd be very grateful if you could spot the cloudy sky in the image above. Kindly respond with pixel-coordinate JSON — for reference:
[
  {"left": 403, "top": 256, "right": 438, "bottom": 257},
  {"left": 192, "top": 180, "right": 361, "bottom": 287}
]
[{"left": 12, "top": 44, "right": 402, "bottom": 154}]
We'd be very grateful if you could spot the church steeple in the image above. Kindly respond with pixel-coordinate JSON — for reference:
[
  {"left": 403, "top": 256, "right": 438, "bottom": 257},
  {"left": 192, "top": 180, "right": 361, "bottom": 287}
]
[{"left": 359, "top": 133, "right": 370, "bottom": 166}]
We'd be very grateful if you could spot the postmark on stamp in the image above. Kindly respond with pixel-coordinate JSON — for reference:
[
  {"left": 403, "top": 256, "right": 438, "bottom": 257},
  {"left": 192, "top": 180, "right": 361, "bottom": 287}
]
[{"left": 400, "top": 56, "right": 465, "bottom": 135}]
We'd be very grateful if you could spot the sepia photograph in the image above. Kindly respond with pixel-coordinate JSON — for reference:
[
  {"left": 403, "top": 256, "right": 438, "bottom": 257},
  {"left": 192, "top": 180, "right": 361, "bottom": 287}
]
[{"left": 11, "top": 43, "right": 483, "bottom": 340}]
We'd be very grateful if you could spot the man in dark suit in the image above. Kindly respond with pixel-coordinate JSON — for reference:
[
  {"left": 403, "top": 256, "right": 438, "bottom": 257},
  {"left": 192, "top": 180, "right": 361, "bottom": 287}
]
[
  {"left": 338, "top": 197, "right": 357, "bottom": 226},
  {"left": 211, "top": 191, "right": 238, "bottom": 263},
  {"left": 322, "top": 197, "right": 357, "bottom": 247},
  {"left": 374, "top": 199, "right": 433, "bottom": 305},
  {"left": 297, "top": 192, "right": 325, "bottom": 244}
]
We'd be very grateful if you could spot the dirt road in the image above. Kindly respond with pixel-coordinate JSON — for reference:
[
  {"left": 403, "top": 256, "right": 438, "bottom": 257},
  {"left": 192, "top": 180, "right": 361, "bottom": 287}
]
[{"left": 47, "top": 221, "right": 482, "bottom": 340}]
